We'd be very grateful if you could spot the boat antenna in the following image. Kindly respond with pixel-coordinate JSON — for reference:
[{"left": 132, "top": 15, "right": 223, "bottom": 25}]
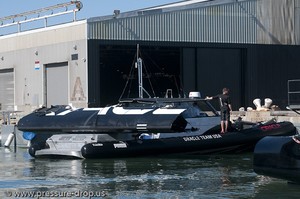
[{"left": 136, "top": 44, "right": 151, "bottom": 98}]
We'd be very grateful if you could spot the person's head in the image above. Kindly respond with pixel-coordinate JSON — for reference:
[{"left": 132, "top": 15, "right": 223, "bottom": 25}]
[{"left": 222, "top": 87, "right": 229, "bottom": 94}]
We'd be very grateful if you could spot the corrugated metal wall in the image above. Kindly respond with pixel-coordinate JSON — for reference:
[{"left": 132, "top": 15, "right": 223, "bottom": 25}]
[
  {"left": 256, "top": 0, "right": 295, "bottom": 44},
  {"left": 88, "top": 0, "right": 300, "bottom": 45},
  {"left": 86, "top": 0, "right": 300, "bottom": 108},
  {"left": 88, "top": 0, "right": 257, "bottom": 44},
  {"left": 294, "top": 0, "right": 300, "bottom": 43}
]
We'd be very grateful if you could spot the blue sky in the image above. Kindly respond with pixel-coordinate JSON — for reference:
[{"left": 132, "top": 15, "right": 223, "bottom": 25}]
[
  {"left": 0, "top": 0, "right": 181, "bottom": 34},
  {"left": 0, "top": 0, "right": 181, "bottom": 19}
]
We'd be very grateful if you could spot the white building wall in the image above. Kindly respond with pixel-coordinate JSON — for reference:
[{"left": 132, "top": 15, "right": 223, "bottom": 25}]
[{"left": 0, "top": 21, "right": 88, "bottom": 114}]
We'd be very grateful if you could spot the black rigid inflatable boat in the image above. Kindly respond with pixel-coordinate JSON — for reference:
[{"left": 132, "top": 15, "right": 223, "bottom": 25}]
[
  {"left": 16, "top": 46, "right": 298, "bottom": 159},
  {"left": 254, "top": 134, "right": 300, "bottom": 183},
  {"left": 17, "top": 97, "right": 296, "bottom": 159},
  {"left": 253, "top": 105, "right": 300, "bottom": 183}
]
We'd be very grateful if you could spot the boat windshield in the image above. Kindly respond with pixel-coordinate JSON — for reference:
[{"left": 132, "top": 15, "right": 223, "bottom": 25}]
[
  {"left": 180, "top": 101, "right": 219, "bottom": 117},
  {"left": 118, "top": 99, "right": 218, "bottom": 117}
]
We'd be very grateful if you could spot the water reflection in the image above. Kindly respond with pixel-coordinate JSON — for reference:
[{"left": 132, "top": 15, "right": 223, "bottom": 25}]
[
  {"left": 79, "top": 155, "right": 256, "bottom": 198},
  {"left": 0, "top": 148, "right": 300, "bottom": 198}
]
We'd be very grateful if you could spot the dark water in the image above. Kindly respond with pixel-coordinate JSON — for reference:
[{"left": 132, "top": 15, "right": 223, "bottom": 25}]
[{"left": 0, "top": 148, "right": 300, "bottom": 199}]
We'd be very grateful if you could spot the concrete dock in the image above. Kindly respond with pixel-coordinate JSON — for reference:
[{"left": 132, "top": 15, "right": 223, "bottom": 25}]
[{"left": 231, "top": 110, "right": 300, "bottom": 132}]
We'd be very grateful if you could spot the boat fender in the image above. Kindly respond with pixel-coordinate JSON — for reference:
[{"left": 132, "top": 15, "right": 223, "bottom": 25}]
[
  {"left": 293, "top": 135, "right": 300, "bottom": 144},
  {"left": 139, "top": 133, "right": 152, "bottom": 140},
  {"left": 23, "top": 132, "right": 36, "bottom": 141},
  {"left": 4, "top": 133, "right": 15, "bottom": 147},
  {"left": 28, "top": 143, "right": 42, "bottom": 157}
]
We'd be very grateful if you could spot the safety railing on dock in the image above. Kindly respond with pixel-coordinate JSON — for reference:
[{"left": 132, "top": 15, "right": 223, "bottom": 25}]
[{"left": 288, "top": 79, "right": 300, "bottom": 110}]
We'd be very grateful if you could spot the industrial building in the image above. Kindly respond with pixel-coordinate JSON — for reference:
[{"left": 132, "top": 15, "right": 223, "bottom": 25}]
[{"left": 1, "top": 0, "right": 300, "bottom": 115}]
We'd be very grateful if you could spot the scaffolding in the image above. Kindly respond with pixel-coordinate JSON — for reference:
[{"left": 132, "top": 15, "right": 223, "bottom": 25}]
[{"left": 0, "top": 1, "right": 83, "bottom": 34}]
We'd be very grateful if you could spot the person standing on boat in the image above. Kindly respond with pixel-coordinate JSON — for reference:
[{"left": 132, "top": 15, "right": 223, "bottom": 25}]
[{"left": 205, "top": 88, "right": 232, "bottom": 133}]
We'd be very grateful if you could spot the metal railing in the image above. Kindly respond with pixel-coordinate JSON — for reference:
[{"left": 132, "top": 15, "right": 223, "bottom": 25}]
[
  {"left": 0, "top": 1, "right": 82, "bottom": 34},
  {"left": 287, "top": 79, "right": 300, "bottom": 109}
]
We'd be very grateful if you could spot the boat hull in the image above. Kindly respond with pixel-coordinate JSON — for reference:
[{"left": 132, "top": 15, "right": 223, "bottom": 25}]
[
  {"left": 81, "top": 134, "right": 251, "bottom": 159},
  {"left": 26, "top": 121, "right": 296, "bottom": 159},
  {"left": 81, "top": 122, "right": 296, "bottom": 159},
  {"left": 254, "top": 134, "right": 300, "bottom": 183}
]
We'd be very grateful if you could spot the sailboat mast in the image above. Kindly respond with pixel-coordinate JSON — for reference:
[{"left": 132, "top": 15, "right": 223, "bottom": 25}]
[{"left": 137, "top": 44, "right": 143, "bottom": 98}]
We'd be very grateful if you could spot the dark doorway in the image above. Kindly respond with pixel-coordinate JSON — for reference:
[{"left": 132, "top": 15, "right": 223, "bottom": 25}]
[
  {"left": 99, "top": 45, "right": 181, "bottom": 106},
  {"left": 196, "top": 48, "right": 243, "bottom": 110}
]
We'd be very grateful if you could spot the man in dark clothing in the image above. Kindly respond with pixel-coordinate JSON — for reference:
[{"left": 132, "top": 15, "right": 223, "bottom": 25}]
[{"left": 205, "top": 88, "right": 232, "bottom": 133}]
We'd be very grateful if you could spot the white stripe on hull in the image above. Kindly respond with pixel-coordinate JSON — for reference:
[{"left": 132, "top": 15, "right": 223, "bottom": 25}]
[
  {"left": 153, "top": 108, "right": 186, "bottom": 115},
  {"left": 57, "top": 110, "right": 72, "bottom": 116},
  {"left": 83, "top": 108, "right": 102, "bottom": 111},
  {"left": 112, "top": 107, "right": 153, "bottom": 115},
  {"left": 97, "top": 107, "right": 111, "bottom": 115}
]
